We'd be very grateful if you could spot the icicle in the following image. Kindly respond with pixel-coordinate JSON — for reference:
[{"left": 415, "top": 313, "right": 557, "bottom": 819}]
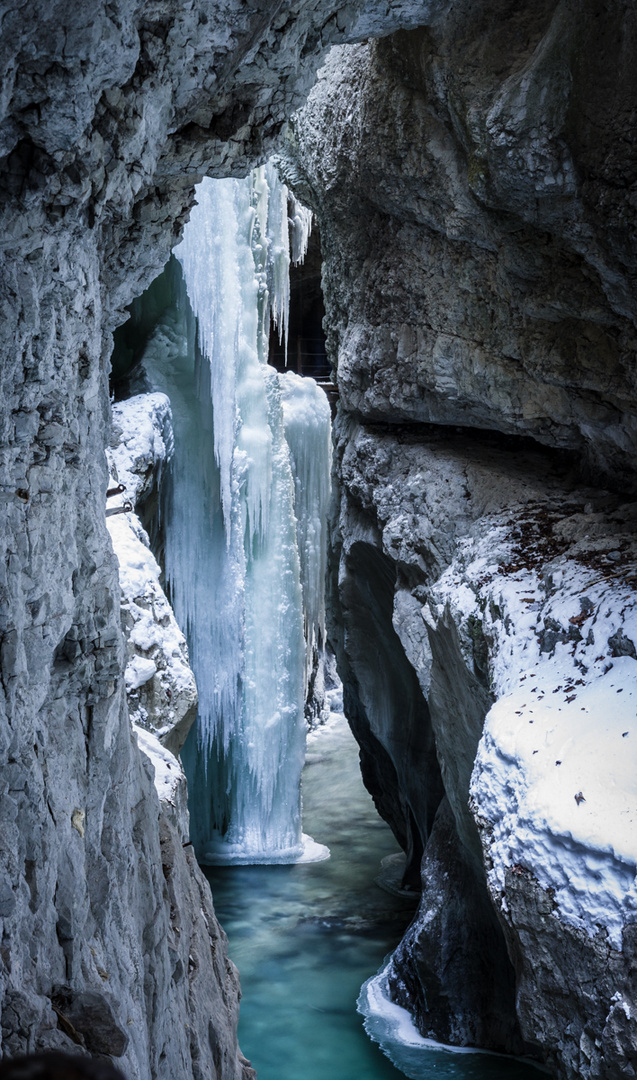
[
  {"left": 265, "top": 160, "right": 291, "bottom": 359},
  {"left": 279, "top": 372, "right": 332, "bottom": 692},
  {"left": 175, "top": 178, "right": 240, "bottom": 544},
  {"left": 139, "top": 254, "right": 245, "bottom": 770},
  {"left": 289, "top": 193, "right": 313, "bottom": 266}
]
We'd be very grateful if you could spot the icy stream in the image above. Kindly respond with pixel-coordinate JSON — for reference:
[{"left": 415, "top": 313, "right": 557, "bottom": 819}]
[{"left": 207, "top": 713, "right": 545, "bottom": 1080}]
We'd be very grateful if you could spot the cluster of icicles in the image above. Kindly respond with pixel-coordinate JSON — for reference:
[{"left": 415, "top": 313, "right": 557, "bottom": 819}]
[{"left": 162, "top": 163, "right": 331, "bottom": 865}]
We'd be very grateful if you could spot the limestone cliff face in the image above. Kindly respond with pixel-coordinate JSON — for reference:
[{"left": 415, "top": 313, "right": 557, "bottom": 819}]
[
  {"left": 287, "top": 7, "right": 637, "bottom": 1077},
  {"left": 287, "top": 5, "right": 637, "bottom": 487},
  {"left": 2, "top": 2, "right": 637, "bottom": 1077},
  {"left": 0, "top": 0, "right": 434, "bottom": 1073}
]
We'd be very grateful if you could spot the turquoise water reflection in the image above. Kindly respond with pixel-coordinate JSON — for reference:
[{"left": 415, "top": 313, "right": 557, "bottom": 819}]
[{"left": 204, "top": 716, "right": 544, "bottom": 1080}]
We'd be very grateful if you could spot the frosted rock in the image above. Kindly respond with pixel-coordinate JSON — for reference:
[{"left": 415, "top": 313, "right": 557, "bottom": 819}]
[
  {"left": 330, "top": 414, "right": 637, "bottom": 1069},
  {"left": 107, "top": 394, "right": 198, "bottom": 756},
  {"left": 133, "top": 724, "right": 190, "bottom": 843}
]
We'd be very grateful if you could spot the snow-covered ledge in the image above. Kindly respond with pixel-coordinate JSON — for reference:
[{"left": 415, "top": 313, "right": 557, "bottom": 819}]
[
  {"left": 425, "top": 521, "right": 637, "bottom": 946},
  {"left": 106, "top": 393, "right": 198, "bottom": 792},
  {"left": 424, "top": 503, "right": 637, "bottom": 1076},
  {"left": 331, "top": 417, "right": 637, "bottom": 1075}
]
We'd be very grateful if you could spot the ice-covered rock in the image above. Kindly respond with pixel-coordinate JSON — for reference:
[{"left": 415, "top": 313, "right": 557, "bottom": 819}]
[
  {"left": 107, "top": 394, "right": 198, "bottom": 756},
  {"left": 132, "top": 725, "right": 190, "bottom": 843},
  {"left": 330, "top": 413, "right": 637, "bottom": 1075}
]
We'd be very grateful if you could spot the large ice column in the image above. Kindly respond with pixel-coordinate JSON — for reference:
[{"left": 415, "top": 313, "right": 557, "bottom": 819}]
[{"left": 148, "top": 166, "right": 329, "bottom": 865}]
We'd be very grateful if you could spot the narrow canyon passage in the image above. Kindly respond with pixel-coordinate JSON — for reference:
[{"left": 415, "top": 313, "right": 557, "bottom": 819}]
[
  {"left": 207, "top": 713, "right": 544, "bottom": 1080},
  {"left": 2, "top": 5, "right": 637, "bottom": 1079},
  {"left": 105, "top": 152, "right": 637, "bottom": 1080},
  {"left": 107, "top": 163, "right": 549, "bottom": 1079}
]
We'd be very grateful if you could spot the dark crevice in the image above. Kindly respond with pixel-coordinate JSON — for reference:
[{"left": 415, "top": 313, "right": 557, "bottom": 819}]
[{"left": 332, "top": 539, "right": 445, "bottom": 885}]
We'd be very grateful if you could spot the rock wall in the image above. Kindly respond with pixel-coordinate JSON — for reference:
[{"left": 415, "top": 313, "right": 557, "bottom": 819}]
[
  {"left": 0, "top": 0, "right": 436, "bottom": 1074},
  {"left": 327, "top": 416, "right": 637, "bottom": 1076},
  {"left": 286, "top": 5, "right": 637, "bottom": 488},
  {"left": 287, "top": 6, "right": 637, "bottom": 1077},
  {"left": 2, "top": 1, "right": 637, "bottom": 1077}
]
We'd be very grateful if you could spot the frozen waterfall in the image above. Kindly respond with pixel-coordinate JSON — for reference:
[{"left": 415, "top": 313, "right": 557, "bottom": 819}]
[{"left": 143, "top": 165, "right": 331, "bottom": 864}]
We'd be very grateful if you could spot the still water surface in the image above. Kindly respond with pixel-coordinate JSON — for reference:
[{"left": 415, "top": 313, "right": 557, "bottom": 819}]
[{"left": 205, "top": 716, "right": 543, "bottom": 1080}]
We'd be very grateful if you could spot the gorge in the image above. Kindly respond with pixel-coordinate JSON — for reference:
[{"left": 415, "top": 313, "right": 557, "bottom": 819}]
[{"left": 1, "top": 3, "right": 636, "bottom": 1080}]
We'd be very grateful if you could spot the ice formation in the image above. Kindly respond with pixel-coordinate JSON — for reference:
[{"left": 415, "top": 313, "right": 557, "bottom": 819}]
[
  {"left": 288, "top": 191, "right": 313, "bottom": 266},
  {"left": 142, "top": 165, "right": 330, "bottom": 864},
  {"left": 280, "top": 371, "right": 332, "bottom": 689}
]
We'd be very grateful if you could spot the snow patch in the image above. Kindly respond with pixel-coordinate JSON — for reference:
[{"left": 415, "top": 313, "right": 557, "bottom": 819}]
[
  {"left": 126, "top": 655, "right": 157, "bottom": 690},
  {"left": 133, "top": 724, "right": 184, "bottom": 806},
  {"left": 107, "top": 395, "right": 197, "bottom": 752}
]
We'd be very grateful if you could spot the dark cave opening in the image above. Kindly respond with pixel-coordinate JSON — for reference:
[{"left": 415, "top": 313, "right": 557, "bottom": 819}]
[{"left": 268, "top": 221, "right": 330, "bottom": 382}]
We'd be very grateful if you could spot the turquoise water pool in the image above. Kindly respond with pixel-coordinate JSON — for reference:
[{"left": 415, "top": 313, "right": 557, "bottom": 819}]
[{"left": 204, "top": 716, "right": 544, "bottom": 1080}]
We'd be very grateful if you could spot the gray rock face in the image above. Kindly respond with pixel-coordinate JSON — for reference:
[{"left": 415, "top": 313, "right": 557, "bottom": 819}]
[
  {"left": 285, "top": 10, "right": 637, "bottom": 1075},
  {"left": 385, "top": 797, "right": 522, "bottom": 1053},
  {"left": 287, "top": 7, "right": 637, "bottom": 487},
  {"left": 2, "top": 1, "right": 637, "bottom": 1078}
]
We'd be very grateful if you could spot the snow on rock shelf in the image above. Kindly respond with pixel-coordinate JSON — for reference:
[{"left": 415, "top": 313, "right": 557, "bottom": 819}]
[
  {"left": 133, "top": 724, "right": 190, "bottom": 843},
  {"left": 426, "top": 521, "right": 637, "bottom": 949},
  {"left": 330, "top": 415, "right": 637, "bottom": 1077},
  {"left": 425, "top": 495, "right": 637, "bottom": 1077},
  {"left": 107, "top": 394, "right": 198, "bottom": 756}
]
